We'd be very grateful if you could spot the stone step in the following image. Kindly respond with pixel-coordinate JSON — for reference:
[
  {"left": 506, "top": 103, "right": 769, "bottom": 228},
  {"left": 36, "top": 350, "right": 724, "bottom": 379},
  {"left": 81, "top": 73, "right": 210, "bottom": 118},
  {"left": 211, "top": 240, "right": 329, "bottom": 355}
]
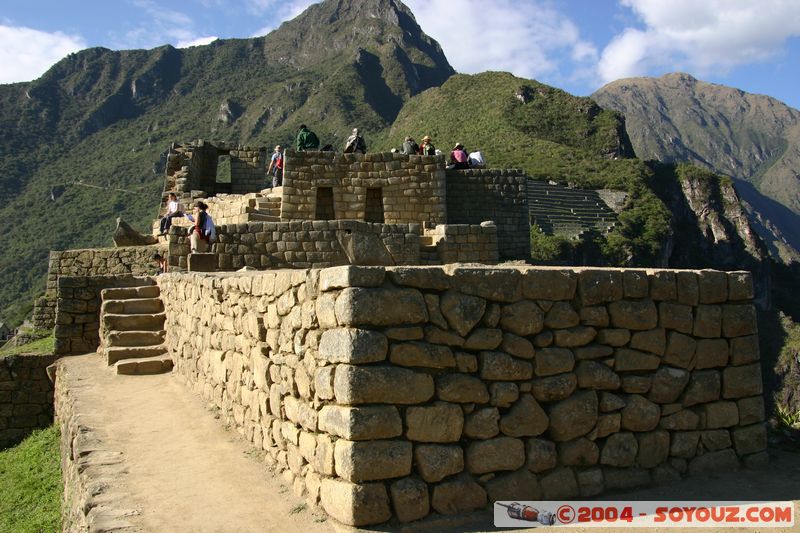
[
  {"left": 247, "top": 213, "right": 281, "bottom": 222},
  {"left": 115, "top": 355, "right": 174, "bottom": 375},
  {"left": 106, "top": 345, "right": 167, "bottom": 365},
  {"left": 105, "top": 330, "right": 166, "bottom": 347},
  {"left": 102, "top": 313, "right": 166, "bottom": 332},
  {"left": 102, "top": 297, "right": 164, "bottom": 315},
  {"left": 419, "top": 236, "right": 434, "bottom": 246},
  {"left": 102, "top": 285, "right": 159, "bottom": 301}
]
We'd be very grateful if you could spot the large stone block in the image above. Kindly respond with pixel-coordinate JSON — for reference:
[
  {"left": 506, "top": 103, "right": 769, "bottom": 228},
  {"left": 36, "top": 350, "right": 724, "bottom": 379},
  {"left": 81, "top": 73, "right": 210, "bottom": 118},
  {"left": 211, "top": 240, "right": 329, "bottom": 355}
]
[
  {"left": 534, "top": 347, "right": 575, "bottom": 376},
  {"left": 608, "top": 300, "right": 657, "bottom": 330},
  {"left": 320, "top": 479, "right": 391, "bottom": 526},
  {"left": 430, "top": 475, "right": 487, "bottom": 515},
  {"left": 636, "top": 430, "right": 670, "bottom": 468},
  {"left": 664, "top": 332, "right": 697, "bottom": 369},
  {"left": 547, "top": 390, "right": 598, "bottom": 441},
  {"left": 730, "top": 335, "right": 760, "bottom": 366},
  {"left": 693, "top": 305, "right": 722, "bottom": 338},
  {"left": 390, "top": 477, "right": 430, "bottom": 523},
  {"left": 540, "top": 467, "right": 580, "bottom": 499},
  {"left": 600, "top": 432, "right": 638, "bottom": 467},
  {"left": 390, "top": 342, "right": 455, "bottom": 368},
  {"left": 623, "top": 270, "right": 649, "bottom": 298},
  {"left": 614, "top": 348, "right": 660, "bottom": 372},
  {"left": 621, "top": 395, "right": 660, "bottom": 432},
  {"left": 318, "top": 405, "right": 402, "bottom": 440},
  {"left": 319, "top": 265, "right": 385, "bottom": 291},
  {"left": 499, "top": 300, "right": 543, "bottom": 336},
  {"left": 318, "top": 328, "right": 387, "bottom": 364},
  {"left": 523, "top": 269, "right": 577, "bottom": 300},
  {"left": 452, "top": 267, "right": 522, "bottom": 302},
  {"left": 558, "top": 437, "right": 599, "bottom": 466},
  {"left": 464, "top": 407, "right": 500, "bottom": 439},
  {"left": 501, "top": 333, "right": 535, "bottom": 359},
  {"left": 334, "top": 287, "right": 427, "bottom": 326},
  {"left": 554, "top": 326, "right": 597, "bottom": 348},
  {"left": 463, "top": 328, "right": 503, "bottom": 350},
  {"left": 630, "top": 328, "right": 666, "bottom": 355},
  {"left": 436, "top": 374, "right": 490, "bottom": 404},
  {"left": 704, "top": 401, "right": 739, "bottom": 428},
  {"left": 732, "top": 424, "right": 767, "bottom": 455},
  {"left": 334, "top": 439, "right": 412, "bottom": 481},
  {"left": 695, "top": 338, "right": 729, "bottom": 369},
  {"left": 728, "top": 271, "right": 754, "bottom": 301},
  {"left": 440, "top": 290, "right": 486, "bottom": 336},
  {"left": 334, "top": 365, "right": 433, "bottom": 405},
  {"left": 479, "top": 351, "right": 533, "bottom": 381},
  {"left": 485, "top": 469, "right": 543, "bottom": 502},
  {"left": 575, "top": 361, "right": 620, "bottom": 390},
  {"left": 698, "top": 270, "right": 728, "bottom": 304},
  {"left": 682, "top": 370, "right": 721, "bottom": 407},
  {"left": 659, "top": 302, "right": 694, "bottom": 334},
  {"left": 670, "top": 431, "right": 700, "bottom": 459},
  {"left": 578, "top": 270, "right": 623, "bottom": 305},
  {"left": 545, "top": 302, "right": 580, "bottom": 329},
  {"left": 532, "top": 373, "right": 577, "bottom": 402},
  {"left": 526, "top": 438, "right": 557, "bottom": 472},
  {"left": 722, "top": 363, "right": 763, "bottom": 399},
  {"left": 388, "top": 267, "right": 451, "bottom": 290},
  {"left": 737, "top": 396, "right": 765, "bottom": 425},
  {"left": 648, "top": 367, "right": 690, "bottom": 404},
  {"left": 406, "top": 402, "right": 464, "bottom": 442},
  {"left": 414, "top": 444, "right": 464, "bottom": 482},
  {"left": 466, "top": 437, "right": 525, "bottom": 474},
  {"left": 499, "top": 394, "right": 549, "bottom": 437}
]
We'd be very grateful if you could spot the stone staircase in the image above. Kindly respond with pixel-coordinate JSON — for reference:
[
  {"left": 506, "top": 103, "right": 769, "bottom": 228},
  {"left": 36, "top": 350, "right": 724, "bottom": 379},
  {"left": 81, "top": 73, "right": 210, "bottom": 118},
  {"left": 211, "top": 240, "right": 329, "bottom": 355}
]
[
  {"left": 99, "top": 281, "right": 173, "bottom": 375},
  {"left": 419, "top": 233, "right": 441, "bottom": 265}
]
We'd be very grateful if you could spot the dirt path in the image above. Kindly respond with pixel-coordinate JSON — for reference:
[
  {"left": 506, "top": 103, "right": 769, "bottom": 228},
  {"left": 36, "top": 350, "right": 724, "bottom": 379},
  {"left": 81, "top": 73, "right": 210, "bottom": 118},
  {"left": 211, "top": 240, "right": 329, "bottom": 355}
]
[
  {"left": 61, "top": 354, "right": 332, "bottom": 533},
  {"left": 61, "top": 353, "right": 800, "bottom": 533}
]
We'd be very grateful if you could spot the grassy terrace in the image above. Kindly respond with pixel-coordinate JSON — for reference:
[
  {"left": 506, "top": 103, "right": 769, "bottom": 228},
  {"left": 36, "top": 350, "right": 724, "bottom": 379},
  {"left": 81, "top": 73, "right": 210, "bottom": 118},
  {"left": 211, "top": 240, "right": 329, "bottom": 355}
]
[{"left": 0, "top": 425, "right": 62, "bottom": 532}]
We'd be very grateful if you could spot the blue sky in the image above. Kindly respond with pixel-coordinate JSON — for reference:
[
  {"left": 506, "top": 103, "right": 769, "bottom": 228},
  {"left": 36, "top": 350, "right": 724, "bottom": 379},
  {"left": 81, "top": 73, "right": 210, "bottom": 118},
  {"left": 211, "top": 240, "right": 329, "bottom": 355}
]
[{"left": 2, "top": 0, "right": 800, "bottom": 109}]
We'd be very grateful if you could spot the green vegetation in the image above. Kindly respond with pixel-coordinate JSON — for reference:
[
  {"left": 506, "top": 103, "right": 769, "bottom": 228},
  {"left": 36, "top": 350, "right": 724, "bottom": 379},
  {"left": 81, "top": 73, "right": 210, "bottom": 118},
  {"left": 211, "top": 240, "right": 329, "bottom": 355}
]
[
  {"left": 0, "top": 425, "right": 62, "bottom": 533},
  {"left": 776, "top": 405, "right": 800, "bottom": 429},
  {"left": 0, "top": 335, "right": 55, "bottom": 356},
  {"left": 530, "top": 225, "right": 573, "bottom": 263}
]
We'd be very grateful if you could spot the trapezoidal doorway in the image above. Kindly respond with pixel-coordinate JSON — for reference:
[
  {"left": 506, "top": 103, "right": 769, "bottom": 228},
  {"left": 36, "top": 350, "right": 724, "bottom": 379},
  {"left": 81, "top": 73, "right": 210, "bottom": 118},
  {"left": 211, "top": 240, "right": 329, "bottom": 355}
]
[
  {"left": 364, "top": 188, "right": 384, "bottom": 223},
  {"left": 315, "top": 187, "right": 335, "bottom": 220}
]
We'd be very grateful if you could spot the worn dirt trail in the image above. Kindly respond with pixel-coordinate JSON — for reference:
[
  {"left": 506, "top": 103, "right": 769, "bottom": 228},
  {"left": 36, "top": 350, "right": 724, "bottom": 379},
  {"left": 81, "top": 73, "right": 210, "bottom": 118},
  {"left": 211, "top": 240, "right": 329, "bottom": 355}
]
[{"left": 62, "top": 354, "right": 332, "bottom": 533}]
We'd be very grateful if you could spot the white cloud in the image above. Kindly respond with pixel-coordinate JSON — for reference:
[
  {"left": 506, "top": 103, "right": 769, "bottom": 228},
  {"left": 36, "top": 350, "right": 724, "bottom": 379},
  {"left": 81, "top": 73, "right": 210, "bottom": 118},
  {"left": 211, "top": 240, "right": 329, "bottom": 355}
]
[
  {"left": 0, "top": 25, "right": 86, "bottom": 83},
  {"left": 177, "top": 35, "right": 218, "bottom": 48},
  {"left": 404, "top": 0, "right": 598, "bottom": 83},
  {"left": 114, "top": 0, "right": 206, "bottom": 49},
  {"left": 599, "top": 0, "right": 800, "bottom": 83},
  {"left": 250, "top": 0, "right": 316, "bottom": 37}
]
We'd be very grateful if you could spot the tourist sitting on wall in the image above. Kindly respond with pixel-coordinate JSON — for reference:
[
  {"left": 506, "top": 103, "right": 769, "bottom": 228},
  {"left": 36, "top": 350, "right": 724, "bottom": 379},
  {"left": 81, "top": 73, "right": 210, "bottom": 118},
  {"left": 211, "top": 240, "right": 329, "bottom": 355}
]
[
  {"left": 469, "top": 150, "right": 486, "bottom": 168},
  {"left": 159, "top": 192, "right": 183, "bottom": 235},
  {"left": 185, "top": 201, "right": 216, "bottom": 253},
  {"left": 402, "top": 136, "right": 419, "bottom": 155},
  {"left": 267, "top": 145, "right": 283, "bottom": 188},
  {"left": 450, "top": 143, "right": 470, "bottom": 169},
  {"left": 419, "top": 135, "right": 436, "bottom": 155},
  {"left": 344, "top": 128, "right": 367, "bottom": 154},
  {"left": 295, "top": 124, "right": 320, "bottom": 151}
]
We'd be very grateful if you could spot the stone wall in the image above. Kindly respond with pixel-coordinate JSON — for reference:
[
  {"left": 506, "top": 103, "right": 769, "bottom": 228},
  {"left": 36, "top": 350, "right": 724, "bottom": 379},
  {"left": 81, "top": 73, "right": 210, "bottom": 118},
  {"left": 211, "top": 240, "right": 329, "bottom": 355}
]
[
  {"left": 33, "top": 248, "right": 159, "bottom": 330},
  {"left": 446, "top": 170, "right": 530, "bottom": 260},
  {"left": 167, "top": 221, "right": 421, "bottom": 270},
  {"left": 0, "top": 353, "right": 57, "bottom": 448},
  {"left": 427, "top": 223, "right": 499, "bottom": 264},
  {"left": 53, "top": 275, "right": 156, "bottom": 355},
  {"left": 158, "top": 265, "right": 765, "bottom": 527},
  {"left": 281, "top": 150, "right": 448, "bottom": 225}
]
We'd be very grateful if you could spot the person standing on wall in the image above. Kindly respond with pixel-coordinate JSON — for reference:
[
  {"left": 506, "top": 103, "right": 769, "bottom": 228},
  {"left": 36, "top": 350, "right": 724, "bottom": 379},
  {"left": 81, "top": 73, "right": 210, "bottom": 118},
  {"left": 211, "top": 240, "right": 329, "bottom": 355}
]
[
  {"left": 267, "top": 145, "right": 284, "bottom": 188},
  {"left": 344, "top": 128, "right": 367, "bottom": 154},
  {"left": 296, "top": 124, "right": 320, "bottom": 151},
  {"left": 159, "top": 192, "right": 183, "bottom": 235}
]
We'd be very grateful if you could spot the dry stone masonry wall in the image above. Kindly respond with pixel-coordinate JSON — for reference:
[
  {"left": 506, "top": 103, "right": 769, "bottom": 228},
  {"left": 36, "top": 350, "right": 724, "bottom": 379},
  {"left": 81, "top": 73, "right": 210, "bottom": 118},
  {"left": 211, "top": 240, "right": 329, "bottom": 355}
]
[
  {"left": 281, "top": 150, "right": 447, "bottom": 225},
  {"left": 168, "top": 221, "right": 422, "bottom": 270},
  {"left": 0, "top": 354, "right": 57, "bottom": 448},
  {"left": 446, "top": 170, "right": 531, "bottom": 260},
  {"left": 53, "top": 275, "right": 156, "bottom": 355},
  {"left": 157, "top": 265, "right": 764, "bottom": 527},
  {"left": 33, "top": 248, "right": 158, "bottom": 330}
]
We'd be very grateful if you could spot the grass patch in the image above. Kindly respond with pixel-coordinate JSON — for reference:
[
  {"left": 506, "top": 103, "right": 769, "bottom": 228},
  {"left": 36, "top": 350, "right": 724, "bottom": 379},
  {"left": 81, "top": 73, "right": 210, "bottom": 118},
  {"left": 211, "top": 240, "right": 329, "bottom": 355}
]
[
  {"left": 0, "top": 425, "right": 62, "bottom": 533},
  {"left": 0, "top": 335, "right": 55, "bottom": 356}
]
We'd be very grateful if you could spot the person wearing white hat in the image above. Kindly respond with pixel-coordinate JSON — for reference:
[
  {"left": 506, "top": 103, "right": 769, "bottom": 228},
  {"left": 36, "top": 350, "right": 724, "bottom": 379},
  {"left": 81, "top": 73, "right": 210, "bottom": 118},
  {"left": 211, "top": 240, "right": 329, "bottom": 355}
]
[{"left": 420, "top": 135, "right": 436, "bottom": 155}]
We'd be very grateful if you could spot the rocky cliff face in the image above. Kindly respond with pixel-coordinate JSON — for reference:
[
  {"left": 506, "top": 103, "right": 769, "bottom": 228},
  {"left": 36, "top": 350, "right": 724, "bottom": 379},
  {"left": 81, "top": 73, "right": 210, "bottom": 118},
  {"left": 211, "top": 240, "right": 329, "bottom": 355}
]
[{"left": 593, "top": 73, "right": 800, "bottom": 263}]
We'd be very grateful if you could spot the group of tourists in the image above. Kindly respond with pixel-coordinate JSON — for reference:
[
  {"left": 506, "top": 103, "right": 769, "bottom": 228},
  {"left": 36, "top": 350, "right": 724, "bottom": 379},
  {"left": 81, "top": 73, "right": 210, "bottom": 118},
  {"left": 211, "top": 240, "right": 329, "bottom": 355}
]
[
  {"left": 400, "top": 135, "right": 485, "bottom": 169},
  {"left": 157, "top": 199, "right": 217, "bottom": 259}
]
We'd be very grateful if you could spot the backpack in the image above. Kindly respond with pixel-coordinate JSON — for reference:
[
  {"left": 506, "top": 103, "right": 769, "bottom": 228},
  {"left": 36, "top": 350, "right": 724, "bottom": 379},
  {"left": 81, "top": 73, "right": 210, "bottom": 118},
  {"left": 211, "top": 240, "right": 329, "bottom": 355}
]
[{"left": 468, "top": 151, "right": 486, "bottom": 167}]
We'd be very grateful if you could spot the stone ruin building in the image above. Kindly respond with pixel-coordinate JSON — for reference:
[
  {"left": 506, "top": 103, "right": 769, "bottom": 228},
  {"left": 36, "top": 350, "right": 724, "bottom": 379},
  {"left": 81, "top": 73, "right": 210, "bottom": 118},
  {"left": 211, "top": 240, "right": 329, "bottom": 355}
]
[{"left": 21, "top": 141, "right": 766, "bottom": 528}]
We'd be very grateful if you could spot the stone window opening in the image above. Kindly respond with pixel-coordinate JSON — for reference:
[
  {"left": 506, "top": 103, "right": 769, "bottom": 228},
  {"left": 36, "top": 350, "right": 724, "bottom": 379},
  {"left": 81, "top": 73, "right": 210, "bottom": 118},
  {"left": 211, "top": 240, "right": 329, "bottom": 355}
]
[
  {"left": 364, "top": 187, "right": 385, "bottom": 223},
  {"left": 315, "top": 187, "right": 335, "bottom": 220}
]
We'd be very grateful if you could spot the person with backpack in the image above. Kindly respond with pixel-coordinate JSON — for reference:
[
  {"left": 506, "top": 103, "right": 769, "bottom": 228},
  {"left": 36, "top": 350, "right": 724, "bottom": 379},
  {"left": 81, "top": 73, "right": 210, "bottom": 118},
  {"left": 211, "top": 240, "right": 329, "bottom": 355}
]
[
  {"left": 185, "top": 201, "right": 216, "bottom": 253},
  {"left": 419, "top": 135, "right": 436, "bottom": 155},
  {"left": 296, "top": 124, "right": 320, "bottom": 151},
  {"left": 402, "top": 136, "right": 419, "bottom": 155},
  {"left": 344, "top": 128, "right": 367, "bottom": 154},
  {"left": 267, "top": 145, "right": 284, "bottom": 188}
]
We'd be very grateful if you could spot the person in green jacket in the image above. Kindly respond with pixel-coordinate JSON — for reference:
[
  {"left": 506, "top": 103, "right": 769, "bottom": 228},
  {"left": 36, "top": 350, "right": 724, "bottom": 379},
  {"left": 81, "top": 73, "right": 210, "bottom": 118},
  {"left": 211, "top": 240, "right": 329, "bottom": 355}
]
[{"left": 296, "top": 124, "right": 320, "bottom": 151}]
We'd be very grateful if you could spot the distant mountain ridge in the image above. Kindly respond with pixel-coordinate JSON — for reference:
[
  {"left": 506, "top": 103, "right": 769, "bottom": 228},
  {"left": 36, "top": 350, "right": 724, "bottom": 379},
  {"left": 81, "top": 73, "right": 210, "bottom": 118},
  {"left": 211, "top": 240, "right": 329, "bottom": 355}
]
[{"left": 593, "top": 73, "right": 800, "bottom": 262}]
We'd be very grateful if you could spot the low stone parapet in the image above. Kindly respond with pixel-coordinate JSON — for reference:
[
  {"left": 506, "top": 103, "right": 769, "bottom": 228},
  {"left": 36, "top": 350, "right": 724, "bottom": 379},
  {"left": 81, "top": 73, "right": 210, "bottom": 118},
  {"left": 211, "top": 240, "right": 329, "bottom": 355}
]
[
  {"left": 158, "top": 265, "right": 765, "bottom": 527},
  {"left": 0, "top": 353, "right": 58, "bottom": 448}
]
